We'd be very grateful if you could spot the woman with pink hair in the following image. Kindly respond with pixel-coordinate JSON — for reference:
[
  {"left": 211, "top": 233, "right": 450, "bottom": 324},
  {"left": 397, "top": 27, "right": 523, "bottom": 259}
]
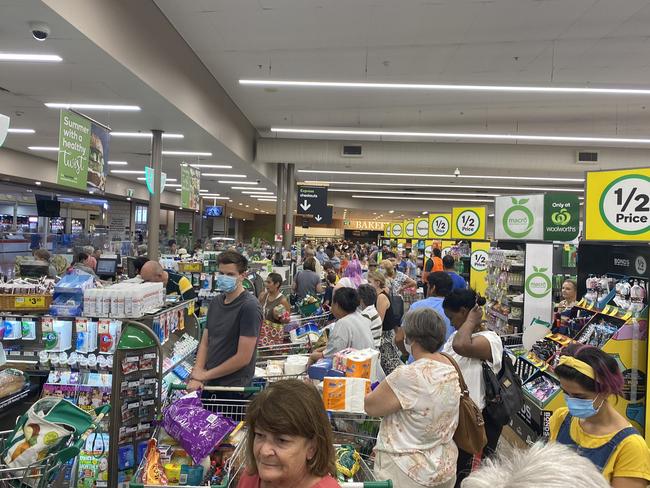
[{"left": 334, "top": 256, "right": 367, "bottom": 290}]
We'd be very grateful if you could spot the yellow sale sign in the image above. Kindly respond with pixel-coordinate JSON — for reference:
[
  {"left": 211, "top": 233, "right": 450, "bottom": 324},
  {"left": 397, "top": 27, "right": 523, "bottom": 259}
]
[
  {"left": 414, "top": 218, "right": 429, "bottom": 239},
  {"left": 384, "top": 224, "right": 391, "bottom": 238},
  {"left": 585, "top": 168, "right": 650, "bottom": 242},
  {"left": 428, "top": 213, "right": 452, "bottom": 239},
  {"left": 390, "top": 221, "right": 404, "bottom": 238},
  {"left": 452, "top": 207, "right": 486, "bottom": 240},
  {"left": 403, "top": 219, "right": 415, "bottom": 238},
  {"left": 470, "top": 241, "right": 490, "bottom": 296}
]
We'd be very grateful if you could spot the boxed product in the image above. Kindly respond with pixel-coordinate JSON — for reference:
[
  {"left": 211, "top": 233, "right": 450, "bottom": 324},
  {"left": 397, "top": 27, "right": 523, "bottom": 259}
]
[
  {"left": 308, "top": 357, "right": 345, "bottom": 381},
  {"left": 322, "top": 377, "right": 371, "bottom": 413}
]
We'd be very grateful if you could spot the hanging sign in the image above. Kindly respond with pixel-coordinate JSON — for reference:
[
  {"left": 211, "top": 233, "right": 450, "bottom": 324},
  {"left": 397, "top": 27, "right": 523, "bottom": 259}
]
[
  {"left": 403, "top": 220, "right": 415, "bottom": 238},
  {"left": 181, "top": 164, "right": 201, "bottom": 211},
  {"left": 391, "top": 221, "right": 403, "bottom": 238},
  {"left": 495, "top": 195, "right": 544, "bottom": 240},
  {"left": 585, "top": 168, "right": 650, "bottom": 242},
  {"left": 414, "top": 218, "right": 429, "bottom": 239},
  {"left": 543, "top": 193, "right": 580, "bottom": 241},
  {"left": 523, "top": 243, "right": 554, "bottom": 328},
  {"left": 428, "top": 213, "right": 451, "bottom": 239},
  {"left": 145, "top": 167, "right": 167, "bottom": 195},
  {"left": 297, "top": 186, "right": 328, "bottom": 216},
  {"left": 452, "top": 207, "right": 486, "bottom": 240},
  {"left": 470, "top": 241, "right": 490, "bottom": 296},
  {"left": 384, "top": 224, "right": 391, "bottom": 238},
  {"left": 56, "top": 109, "right": 110, "bottom": 192},
  {"left": 441, "top": 240, "right": 455, "bottom": 257},
  {"left": 312, "top": 205, "right": 333, "bottom": 224}
]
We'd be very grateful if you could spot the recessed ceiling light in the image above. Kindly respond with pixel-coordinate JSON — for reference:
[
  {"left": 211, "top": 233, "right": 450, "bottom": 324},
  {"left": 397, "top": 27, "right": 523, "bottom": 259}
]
[
  {"left": 162, "top": 150, "right": 212, "bottom": 156},
  {"left": 107, "top": 161, "right": 128, "bottom": 165},
  {"left": 241, "top": 78, "right": 650, "bottom": 96},
  {"left": 303, "top": 180, "right": 582, "bottom": 193},
  {"left": 275, "top": 127, "right": 650, "bottom": 146},
  {"left": 175, "top": 188, "right": 181, "bottom": 191},
  {"left": 220, "top": 181, "right": 257, "bottom": 185},
  {"left": 188, "top": 164, "right": 232, "bottom": 169},
  {"left": 0, "top": 53, "right": 62, "bottom": 62},
  {"left": 202, "top": 174, "right": 246, "bottom": 178},
  {"left": 422, "top": 211, "right": 428, "bottom": 215},
  {"left": 254, "top": 208, "right": 259, "bottom": 211},
  {"left": 28, "top": 146, "right": 58, "bottom": 151},
  {"left": 35, "top": 181, "right": 41, "bottom": 185},
  {"left": 353, "top": 195, "right": 494, "bottom": 202},
  {"left": 238, "top": 203, "right": 243, "bottom": 206},
  {"left": 298, "top": 169, "right": 584, "bottom": 183},
  {"left": 488, "top": 214, "right": 495, "bottom": 217},
  {"left": 111, "top": 132, "right": 183, "bottom": 139},
  {"left": 45, "top": 102, "right": 141, "bottom": 111},
  {"left": 245, "top": 205, "right": 250, "bottom": 208},
  {"left": 388, "top": 210, "right": 395, "bottom": 214},
  {"left": 111, "top": 170, "right": 145, "bottom": 174},
  {"left": 126, "top": 197, "right": 131, "bottom": 201},
  {"left": 7, "top": 128, "right": 35, "bottom": 134}
]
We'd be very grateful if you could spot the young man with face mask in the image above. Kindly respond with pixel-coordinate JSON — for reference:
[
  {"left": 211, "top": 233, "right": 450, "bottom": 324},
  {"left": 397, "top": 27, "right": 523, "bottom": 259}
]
[{"left": 188, "top": 251, "right": 263, "bottom": 389}]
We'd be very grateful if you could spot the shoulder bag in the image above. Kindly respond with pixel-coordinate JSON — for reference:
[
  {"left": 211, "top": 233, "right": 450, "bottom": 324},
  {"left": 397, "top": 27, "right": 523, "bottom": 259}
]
[
  {"left": 440, "top": 352, "right": 488, "bottom": 455},
  {"left": 482, "top": 350, "right": 524, "bottom": 427}
]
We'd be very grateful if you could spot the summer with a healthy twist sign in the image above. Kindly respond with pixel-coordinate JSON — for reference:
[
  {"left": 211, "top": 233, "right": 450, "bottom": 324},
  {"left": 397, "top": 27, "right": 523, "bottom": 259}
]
[{"left": 57, "top": 110, "right": 90, "bottom": 190}]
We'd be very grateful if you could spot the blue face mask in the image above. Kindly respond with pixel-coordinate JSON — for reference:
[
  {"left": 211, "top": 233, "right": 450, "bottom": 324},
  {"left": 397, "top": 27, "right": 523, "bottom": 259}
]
[
  {"left": 565, "top": 395, "right": 602, "bottom": 419},
  {"left": 217, "top": 274, "right": 238, "bottom": 293}
]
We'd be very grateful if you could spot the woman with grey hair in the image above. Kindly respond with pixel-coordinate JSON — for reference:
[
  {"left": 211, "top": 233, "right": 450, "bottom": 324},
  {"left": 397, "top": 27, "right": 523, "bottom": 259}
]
[
  {"left": 365, "top": 307, "right": 460, "bottom": 488},
  {"left": 462, "top": 441, "right": 609, "bottom": 488}
]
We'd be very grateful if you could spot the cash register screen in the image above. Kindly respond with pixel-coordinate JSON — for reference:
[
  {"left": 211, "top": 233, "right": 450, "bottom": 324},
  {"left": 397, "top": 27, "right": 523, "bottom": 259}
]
[{"left": 96, "top": 258, "right": 117, "bottom": 277}]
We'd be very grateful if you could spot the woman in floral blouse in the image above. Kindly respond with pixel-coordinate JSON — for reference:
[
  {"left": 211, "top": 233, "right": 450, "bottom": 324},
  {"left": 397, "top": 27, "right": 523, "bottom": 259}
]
[{"left": 365, "top": 307, "right": 460, "bottom": 488}]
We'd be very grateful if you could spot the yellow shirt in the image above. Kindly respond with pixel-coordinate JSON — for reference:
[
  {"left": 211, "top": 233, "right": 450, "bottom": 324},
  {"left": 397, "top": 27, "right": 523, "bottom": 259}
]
[{"left": 549, "top": 407, "right": 650, "bottom": 483}]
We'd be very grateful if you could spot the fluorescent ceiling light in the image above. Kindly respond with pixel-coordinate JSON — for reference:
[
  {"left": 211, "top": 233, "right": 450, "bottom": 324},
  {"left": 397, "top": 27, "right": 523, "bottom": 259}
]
[
  {"left": 162, "top": 150, "right": 212, "bottom": 156},
  {"left": 234, "top": 187, "right": 267, "bottom": 192},
  {"left": 111, "top": 132, "right": 184, "bottom": 139},
  {"left": 0, "top": 53, "right": 62, "bottom": 62},
  {"left": 137, "top": 177, "right": 177, "bottom": 182},
  {"left": 199, "top": 190, "right": 209, "bottom": 193},
  {"left": 7, "top": 128, "right": 35, "bottom": 134},
  {"left": 202, "top": 173, "right": 246, "bottom": 178},
  {"left": 241, "top": 191, "right": 272, "bottom": 194},
  {"left": 303, "top": 180, "right": 583, "bottom": 193},
  {"left": 202, "top": 196, "right": 229, "bottom": 200},
  {"left": 28, "top": 146, "right": 58, "bottom": 151},
  {"left": 219, "top": 180, "right": 257, "bottom": 185},
  {"left": 273, "top": 127, "right": 650, "bottom": 145},
  {"left": 298, "top": 169, "right": 585, "bottom": 183},
  {"left": 45, "top": 102, "right": 141, "bottom": 111},
  {"left": 110, "top": 170, "right": 145, "bottom": 174},
  {"left": 107, "top": 161, "right": 128, "bottom": 165},
  {"left": 353, "top": 195, "right": 494, "bottom": 203},
  {"left": 201, "top": 193, "right": 221, "bottom": 196},
  {"left": 188, "top": 164, "right": 232, "bottom": 169},
  {"left": 165, "top": 183, "right": 181, "bottom": 188},
  {"left": 258, "top": 198, "right": 278, "bottom": 202},
  {"left": 241, "top": 78, "right": 650, "bottom": 96},
  {"left": 329, "top": 188, "right": 501, "bottom": 197}
]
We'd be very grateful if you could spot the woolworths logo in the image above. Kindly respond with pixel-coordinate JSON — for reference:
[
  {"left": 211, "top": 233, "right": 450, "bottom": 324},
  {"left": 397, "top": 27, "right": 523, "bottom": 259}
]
[
  {"left": 503, "top": 197, "right": 535, "bottom": 238},
  {"left": 551, "top": 208, "right": 571, "bottom": 225},
  {"left": 525, "top": 267, "right": 552, "bottom": 298}
]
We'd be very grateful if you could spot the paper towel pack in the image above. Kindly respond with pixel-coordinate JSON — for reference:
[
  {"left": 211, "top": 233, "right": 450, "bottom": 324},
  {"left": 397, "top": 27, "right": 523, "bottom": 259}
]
[
  {"left": 333, "top": 348, "right": 381, "bottom": 381},
  {"left": 322, "top": 377, "right": 371, "bottom": 413}
]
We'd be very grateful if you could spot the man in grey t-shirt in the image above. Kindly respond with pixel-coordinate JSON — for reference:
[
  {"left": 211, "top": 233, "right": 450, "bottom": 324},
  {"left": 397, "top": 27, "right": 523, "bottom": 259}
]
[
  {"left": 293, "top": 257, "right": 323, "bottom": 300},
  {"left": 188, "top": 251, "right": 262, "bottom": 389}
]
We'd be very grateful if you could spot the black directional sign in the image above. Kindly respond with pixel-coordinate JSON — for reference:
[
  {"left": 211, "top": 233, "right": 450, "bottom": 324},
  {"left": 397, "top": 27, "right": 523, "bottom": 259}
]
[
  {"left": 311, "top": 205, "right": 333, "bottom": 225},
  {"left": 297, "top": 186, "right": 328, "bottom": 217}
]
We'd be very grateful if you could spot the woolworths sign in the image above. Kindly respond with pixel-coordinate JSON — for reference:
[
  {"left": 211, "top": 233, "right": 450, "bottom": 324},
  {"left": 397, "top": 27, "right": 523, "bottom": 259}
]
[{"left": 495, "top": 194, "right": 544, "bottom": 240}]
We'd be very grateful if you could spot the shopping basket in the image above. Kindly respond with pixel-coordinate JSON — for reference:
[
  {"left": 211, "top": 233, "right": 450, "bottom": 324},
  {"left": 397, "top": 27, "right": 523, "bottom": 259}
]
[{"left": 0, "top": 404, "right": 110, "bottom": 488}]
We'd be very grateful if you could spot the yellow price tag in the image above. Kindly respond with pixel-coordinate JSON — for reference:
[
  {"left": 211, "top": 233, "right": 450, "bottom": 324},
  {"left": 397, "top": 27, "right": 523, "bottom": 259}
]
[{"left": 15, "top": 296, "right": 45, "bottom": 308}]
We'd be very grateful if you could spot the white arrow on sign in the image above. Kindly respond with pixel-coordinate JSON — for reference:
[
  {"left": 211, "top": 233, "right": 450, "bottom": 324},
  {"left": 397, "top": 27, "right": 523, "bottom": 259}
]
[
  {"left": 315, "top": 215, "right": 323, "bottom": 222},
  {"left": 300, "top": 200, "right": 311, "bottom": 211}
]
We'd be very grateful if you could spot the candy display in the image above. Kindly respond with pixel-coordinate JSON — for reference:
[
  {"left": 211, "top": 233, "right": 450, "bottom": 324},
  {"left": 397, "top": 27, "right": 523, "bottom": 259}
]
[{"left": 522, "top": 376, "right": 560, "bottom": 403}]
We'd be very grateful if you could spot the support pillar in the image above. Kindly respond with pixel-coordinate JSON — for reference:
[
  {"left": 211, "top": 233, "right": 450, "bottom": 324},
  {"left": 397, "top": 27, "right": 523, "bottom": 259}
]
[
  {"left": 147, "top": 129, "right": 163, "bottom": 259},
  {"left": 283, "top": 163, "right": 296, "bottom": 250},
  {"left": 274, "top": 163, "right": 285, "bottom": 253}
]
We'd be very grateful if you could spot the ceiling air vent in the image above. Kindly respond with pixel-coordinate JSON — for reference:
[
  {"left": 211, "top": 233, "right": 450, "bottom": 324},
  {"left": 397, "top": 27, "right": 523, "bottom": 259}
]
[
  {"left": 342, "top": 144, "right": 363, "bottom": 157},
  {"left": 576, "top": 151, "right": 598, "bottom": 164}
]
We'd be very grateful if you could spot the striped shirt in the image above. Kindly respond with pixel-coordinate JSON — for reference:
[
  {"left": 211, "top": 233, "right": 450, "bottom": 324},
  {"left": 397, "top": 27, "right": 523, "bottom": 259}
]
[{"left": 361, "top": 305, "right": 383, "bottom": 349}]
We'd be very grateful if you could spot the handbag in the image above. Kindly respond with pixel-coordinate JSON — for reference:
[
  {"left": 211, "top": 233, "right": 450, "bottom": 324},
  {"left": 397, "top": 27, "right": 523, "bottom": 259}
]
[
  {"left": 482, "top": 351, "right": 524, "bottom": 427},
  {"left": 258, "top": 320, "right": 286, "bottom": 347},
  {"left": 440, "top": 352, "right": 487, "bottom": 455}
]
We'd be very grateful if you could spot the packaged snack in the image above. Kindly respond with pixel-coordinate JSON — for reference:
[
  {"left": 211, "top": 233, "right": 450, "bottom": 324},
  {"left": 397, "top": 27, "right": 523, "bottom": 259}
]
[{"left": 142, "top": 439, "right": 168, "bottom": 485}]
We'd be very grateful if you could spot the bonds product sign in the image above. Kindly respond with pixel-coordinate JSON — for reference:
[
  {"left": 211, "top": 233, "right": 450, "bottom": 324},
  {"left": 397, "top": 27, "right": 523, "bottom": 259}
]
[
  {"left": 404, "top": 220, "right": 415, "bottom": 238},
  {"left": 585, "top": 168, "right": 650, "bottom": 242},
  {"left": 391, "top": 222, "right": 403, "bottom": 238},
  {"left": 495, "top": 195, "right": 544, "bottom": 240},
  {"left": 428, "top": 213, "right": 451, "bottom": 239},
  {"left": 56, "top": 109, "right": 110, "bottom": 192},
  {"left": 544, "top": 193, "right": 580, "bottom": 241},
  {"left": 523, "top": 243, "right": 554, "bottom": 328},
  {"left": 414, "top": 218, "right": 429, "bottom": 238},
  {"left": 297, "top": 186, "right": 328, "bottom": 216},
  {"left": 452, "top": 207, "right": 486, "bottom": 240}
]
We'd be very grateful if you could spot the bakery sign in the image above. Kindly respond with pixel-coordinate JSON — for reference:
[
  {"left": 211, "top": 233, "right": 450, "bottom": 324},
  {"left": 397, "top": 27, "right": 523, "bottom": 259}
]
[
  {"left": 56, "top": 109, "right": 110, "bottom": 193},
  {"left": 344, "top": 220, "right": 393, "bottom": 231}
]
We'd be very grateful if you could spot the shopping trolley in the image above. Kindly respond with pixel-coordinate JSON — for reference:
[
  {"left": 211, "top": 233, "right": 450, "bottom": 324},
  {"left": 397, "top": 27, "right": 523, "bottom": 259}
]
[
  {"left": 0, "top": 404, "right": 110, "bottom": 488},
  {"left": 256, "top": 312, "right": 332, "bottom": 361}
]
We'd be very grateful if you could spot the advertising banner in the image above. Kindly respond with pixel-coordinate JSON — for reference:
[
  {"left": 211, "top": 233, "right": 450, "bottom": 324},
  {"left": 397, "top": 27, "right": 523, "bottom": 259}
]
[
  {"left": 403, "top": 219, "right": 415, "bottom": 239},
  {"left": 428, "top": 213, "right": 451, "bottom": 239},
  {"left": 391, "top": 221, "right": 404, "bottom": 239},
  {"left": 452, "top": 207, "right": 486, "bottom": 240},
  {"left": 181, "top": 165, "right": 201, "bottom": 211},
  {"left": 424, "top": 240, "right": 434, "bottom": 259},
  {"left": 470, "top": 241, "right": 490, "bottom": 296},
  {"left": 543, "top": 193, "right": 580, "bottom": 241},
  {"left": 523, "top": 243, "right": 554, "bottom": 329},
  {"left": 414, "top": 218, "right": 429, "bottom": 239},
  {"left": 495, "top": 195, "right": 544, "bottom": 240},
  {"left": 585, "top": 168, "right": 650, "bottom": 242},
  {"left": 56, "top": 109, "right": 109, "bottom": 192},
  {"left": 144, "top": 167, "right": 167, "bottom": 194}
]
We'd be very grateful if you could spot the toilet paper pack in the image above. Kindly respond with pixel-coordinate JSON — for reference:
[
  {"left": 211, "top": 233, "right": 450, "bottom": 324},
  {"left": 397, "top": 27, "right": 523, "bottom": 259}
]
[
  {"left": 322, "top": 377, "right": 371, "bottom": 414},
  {"left": 333, "top": 348, "right": 381, "bottom": 381}
]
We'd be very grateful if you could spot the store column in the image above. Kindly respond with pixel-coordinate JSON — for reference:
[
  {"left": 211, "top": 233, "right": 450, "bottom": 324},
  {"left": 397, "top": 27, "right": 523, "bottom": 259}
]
[
  {"left": 147, "top": 129, "right": 163, "bottom": 259},
  {"left": 283, "top": 163, "right": 296, "bottom": 250},
  {"left": 274, "top": 163, "right": 285, "bottom": 252}
]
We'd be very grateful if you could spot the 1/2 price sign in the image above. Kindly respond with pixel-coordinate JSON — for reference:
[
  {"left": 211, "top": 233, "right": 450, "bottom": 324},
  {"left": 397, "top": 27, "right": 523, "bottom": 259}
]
[
  {"left": 428, "top": 213, "right": 451, "bottom": 239},
  {"left": 586, "top": 168, "right": 650, "bottom": 242},
  {"left": 452, "top": 207, "right": 486, "bottom": 240}
]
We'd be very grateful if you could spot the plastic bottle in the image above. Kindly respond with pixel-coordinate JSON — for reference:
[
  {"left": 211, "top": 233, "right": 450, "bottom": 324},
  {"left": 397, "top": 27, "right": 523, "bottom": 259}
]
[
  {"left": 102, "top": 289, "right": 111, "bottom": 317},
  {"left": 116, "top": 290, "right": 125, "bottom": 317}
]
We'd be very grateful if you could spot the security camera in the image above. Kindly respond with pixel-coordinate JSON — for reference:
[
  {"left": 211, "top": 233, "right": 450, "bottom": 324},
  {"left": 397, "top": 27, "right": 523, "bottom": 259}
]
[
  {"left": 256, "top": 179, "right": 261, "bottom": 184},
  {"left": 29, "top": 22, "right": 50, "bottom": 41},
  {"left": 454, "top": 168, "right": 461, "bottom": 177}
]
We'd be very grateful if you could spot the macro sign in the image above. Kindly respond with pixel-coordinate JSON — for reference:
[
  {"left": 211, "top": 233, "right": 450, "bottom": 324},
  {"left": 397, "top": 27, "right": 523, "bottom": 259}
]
[{"left": 495, "top": 195, "right": 544, "bottom": 240}]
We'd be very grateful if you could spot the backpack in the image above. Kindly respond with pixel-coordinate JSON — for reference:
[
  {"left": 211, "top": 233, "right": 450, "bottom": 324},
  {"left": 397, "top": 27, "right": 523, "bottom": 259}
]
[
  {"left": 482, "top": 350, "right": 524, "bottom": 426},
  {"left": 383, "top": 293, "right": 404, "bottom": 329}
]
